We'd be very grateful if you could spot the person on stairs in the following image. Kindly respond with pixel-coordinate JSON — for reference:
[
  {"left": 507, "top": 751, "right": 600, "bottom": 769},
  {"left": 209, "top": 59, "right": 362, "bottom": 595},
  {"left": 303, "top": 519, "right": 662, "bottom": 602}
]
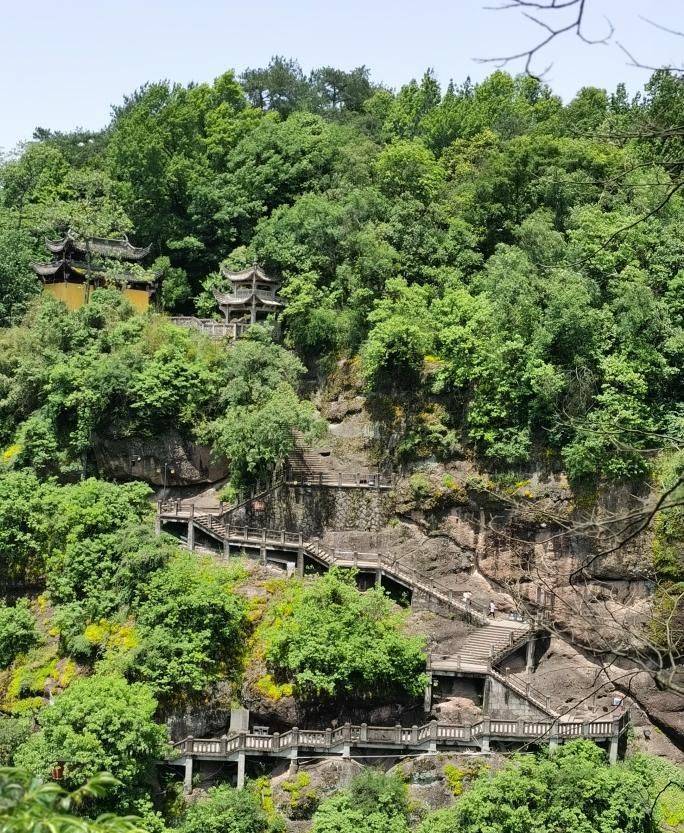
[{"left": 488, "top": 601, "right": 497, "bottom": 618}]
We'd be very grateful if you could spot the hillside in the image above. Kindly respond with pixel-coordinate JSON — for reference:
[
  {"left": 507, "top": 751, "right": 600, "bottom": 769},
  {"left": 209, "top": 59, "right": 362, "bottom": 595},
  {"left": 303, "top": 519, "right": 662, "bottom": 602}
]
[{"left": 0, "top": 59, "right": 682, "bottom": 833}]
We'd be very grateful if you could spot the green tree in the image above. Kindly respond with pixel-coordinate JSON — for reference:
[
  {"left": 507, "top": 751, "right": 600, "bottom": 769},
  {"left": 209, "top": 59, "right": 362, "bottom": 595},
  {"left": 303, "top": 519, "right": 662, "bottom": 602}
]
[
  {"left": 311, "top": 770, "right": 410, "bottom": 833},
  {"left": 14, "top": 675, "right": 167, "bottom": 804},
  {"left": 258, "top": 569, "right": 426, "bottom": 701},
  {"left": 177, "top": 784, "right": 276, "bottom": 833},
  {"left": 418, "top": 741, "right": 656, "bottom": 833},
  {"left": 0, "top": 600, "right": 39, "bottom": 668}
]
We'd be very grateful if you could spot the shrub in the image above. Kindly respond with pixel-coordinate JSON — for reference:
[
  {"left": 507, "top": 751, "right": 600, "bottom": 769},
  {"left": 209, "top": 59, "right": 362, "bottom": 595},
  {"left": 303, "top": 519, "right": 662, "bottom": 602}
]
[{"left": 0, "top": 599, "right": 39, "bottom": 668}]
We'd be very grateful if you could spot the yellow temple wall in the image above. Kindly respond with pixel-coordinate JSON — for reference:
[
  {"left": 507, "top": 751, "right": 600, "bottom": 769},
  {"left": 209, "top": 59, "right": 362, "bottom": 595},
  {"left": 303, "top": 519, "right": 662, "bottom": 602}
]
[
  {"left": 123, "top": 287, "right": 152, "bottom": 312},
  {"left": 44, "top": 282, "right": 87, "bottom": 311},
  {"left": 43, "top": 283, "right": 152, "bottom": 313}
]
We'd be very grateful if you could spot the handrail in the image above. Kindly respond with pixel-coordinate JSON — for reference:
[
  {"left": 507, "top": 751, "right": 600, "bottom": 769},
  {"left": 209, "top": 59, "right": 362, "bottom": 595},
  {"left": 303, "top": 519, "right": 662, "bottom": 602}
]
[{"left": 173, "top": 713, "right": 628, "bottom": 759}]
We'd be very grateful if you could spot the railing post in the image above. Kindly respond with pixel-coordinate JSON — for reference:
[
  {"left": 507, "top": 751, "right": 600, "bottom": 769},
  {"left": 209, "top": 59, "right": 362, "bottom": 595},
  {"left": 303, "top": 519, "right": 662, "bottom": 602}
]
[
  {"left": 291, "top": 727, "right": 299, "bottom": 748},
  {"left": 220, "top": 734, "right": 228, "bottom": 756},
  {"left": 411, "top": 725, "right": 419, "bottom": 744},
  {"left": 428, "top": 720, "right": 438, "bottom": 753},
  {"left": 360, "top": 723, "right": 368, "bottom": 742},
  {"left": 273, "top": 731, "right": 280, "bottom": 750},
  {"left": 395, "top": 724, "right": 402, "bottom": 745},
  {"left": 342, "top": 723, "right": 351, "bottom": 758},
  {"left": 480, "top": 718, "right": 491, "bottom": 752},
  {"left": 325, "top": 728, "right": 332, "bottom": 749}
]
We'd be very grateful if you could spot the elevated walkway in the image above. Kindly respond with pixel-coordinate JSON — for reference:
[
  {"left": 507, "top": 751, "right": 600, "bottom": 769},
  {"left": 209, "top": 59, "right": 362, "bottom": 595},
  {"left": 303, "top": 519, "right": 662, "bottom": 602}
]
[{"left": 169, "top": 713, "right": 630, "bottom": 790}]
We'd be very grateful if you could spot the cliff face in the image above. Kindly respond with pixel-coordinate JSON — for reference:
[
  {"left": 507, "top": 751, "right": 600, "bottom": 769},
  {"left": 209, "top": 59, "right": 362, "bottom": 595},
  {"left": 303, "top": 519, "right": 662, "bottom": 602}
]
[
  {"left": 309, "top": 378, "right": 683, "bottom": 759},
  {"left": 93, "top": 430, "right": 228, "bottom": 485}
]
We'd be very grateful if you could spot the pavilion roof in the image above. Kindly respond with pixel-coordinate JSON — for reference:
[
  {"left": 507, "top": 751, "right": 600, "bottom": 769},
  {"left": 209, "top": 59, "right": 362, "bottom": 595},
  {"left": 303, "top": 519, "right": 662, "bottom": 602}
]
[
  {"left": 219, "top": 264, "right": 280, "bottom": 285},
  {"left": 213, "top": 289, "right": 284, "bottom": 308}
]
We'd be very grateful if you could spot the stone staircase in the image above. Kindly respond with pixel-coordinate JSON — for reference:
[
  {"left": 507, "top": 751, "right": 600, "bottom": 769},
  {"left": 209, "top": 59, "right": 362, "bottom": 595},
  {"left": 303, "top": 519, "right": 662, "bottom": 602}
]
[
  {"left": 458, "top": 622, "right": 528, "bottom": 663},
  {"left": 285, "top": 436, "right": 390, "bottom": 487}
]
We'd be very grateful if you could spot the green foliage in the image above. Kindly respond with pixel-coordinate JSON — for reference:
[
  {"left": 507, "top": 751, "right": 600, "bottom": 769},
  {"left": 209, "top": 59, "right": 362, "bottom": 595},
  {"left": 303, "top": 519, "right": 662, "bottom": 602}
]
[
  {"left": 0, "top": 767, "right": 145, "bottom": 833},
  {"left": 280, "top": 771, "right": 319, "bottom": 820},
  {"left": 128, "top": 554, "right": 248, "bottom": 695},
  {"left": 0, "top": 600, "right": 39, "bottom": 668},
  {"left": 14, "top": 675, "right": 168, "bottom": 804},
  {"left": 177, "top": 783, "right": 278, "bottom": 833},
  {"left": 626, "top": 753, "right": 684, "bottom": 831},
  {"left": 256, "top": 568, "right": 426, "bottom": 701},
  {"left": 0, "top": 296, "right": 315, "bottom": 488},
  {"left": 0, "top": 717, "right": 32, "bottom": 765},
  {"left": 311, "top": 770, "right": 410, "bottom": 833},
  {"left": 419, "top": 741, "right": 657, "bottom": 833}
]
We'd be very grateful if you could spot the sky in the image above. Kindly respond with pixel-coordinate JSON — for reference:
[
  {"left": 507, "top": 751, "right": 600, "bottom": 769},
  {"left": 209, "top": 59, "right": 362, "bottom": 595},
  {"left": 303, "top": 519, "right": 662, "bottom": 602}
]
[{"left": 1, "top": 0, "right": 682, "bottom": 152}]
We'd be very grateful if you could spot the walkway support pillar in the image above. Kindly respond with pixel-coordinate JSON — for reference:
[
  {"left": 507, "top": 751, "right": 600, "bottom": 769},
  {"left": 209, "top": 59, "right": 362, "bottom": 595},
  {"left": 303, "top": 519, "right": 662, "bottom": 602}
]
[
  {"left": 375, "top": 568, "right": 382, "bottom": 588},
  {"left": 609, "top": 718, "right": 620, "bottom": 764},
  {"left": 296, "top": 547, "right": 304, "bottom": 578},
  {"left": 549, "top": 722, "right": 560, "bottom": 754},
  {"left": 187, "top": 520, "right": 195, "bottom": 552},
  {"left": 183, "top": 754, "right": 193, "bottom": 794},
  {"left": 223, "top": 538, "right": 230, "bottom": 558},
  {"left": 236, "top": 750, "right": 246, "bottom": 789},
  {"left": 526, "top": 634, "right": 536, "bottom": 673},
  {"left": 154, "top": 515, "right": 161, "bottom": 535}
]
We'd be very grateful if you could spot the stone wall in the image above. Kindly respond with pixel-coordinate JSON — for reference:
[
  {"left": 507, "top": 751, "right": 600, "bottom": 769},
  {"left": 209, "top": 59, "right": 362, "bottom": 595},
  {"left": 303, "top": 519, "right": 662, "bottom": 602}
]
[
  {"left": 232, "top": 484, "right": 395, "bottom": 537},
  {"left": 485, "top": 676, "right": 547, "bottom": 721}
]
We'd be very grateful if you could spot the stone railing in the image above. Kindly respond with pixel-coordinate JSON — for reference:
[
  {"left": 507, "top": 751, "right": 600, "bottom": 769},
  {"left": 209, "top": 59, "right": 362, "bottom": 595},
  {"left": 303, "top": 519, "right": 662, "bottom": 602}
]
[
  {"left": 172, "top": 712, "right": 630, "bottom": 760},
  {"left": 284, "top": 467, "right": 393, "bottom": 488},
  {"left": 169, "top": 317, "right": 248, "bottom": 339}
]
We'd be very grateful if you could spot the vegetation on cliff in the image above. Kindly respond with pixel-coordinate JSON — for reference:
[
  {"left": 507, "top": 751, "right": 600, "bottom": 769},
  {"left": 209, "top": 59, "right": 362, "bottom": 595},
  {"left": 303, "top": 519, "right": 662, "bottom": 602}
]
[{"left": 0, "top": 54, "right": 682, "bottom": 833}]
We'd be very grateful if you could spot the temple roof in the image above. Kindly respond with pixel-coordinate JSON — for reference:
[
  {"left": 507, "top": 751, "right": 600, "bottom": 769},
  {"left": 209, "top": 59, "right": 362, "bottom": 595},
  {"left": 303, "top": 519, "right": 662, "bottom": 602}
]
[
  {"left": 32, "top": 261, "right": 64, "bottom": 278},
  {"left": 219, "top": 264, "right": 280, "bottom": 285},
  {"left": 32, "top": 260, "right": 157, "bottom": 286},
  {"left": 45, "top": 233, "right": 152, "bottom": 261}
]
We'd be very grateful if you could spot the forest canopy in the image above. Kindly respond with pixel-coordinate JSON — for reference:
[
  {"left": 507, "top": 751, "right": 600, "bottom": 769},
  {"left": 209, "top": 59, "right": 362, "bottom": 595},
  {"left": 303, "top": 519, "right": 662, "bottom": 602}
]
[{"left": 1, "top": 59, "right": 682, "bottom": 483}]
